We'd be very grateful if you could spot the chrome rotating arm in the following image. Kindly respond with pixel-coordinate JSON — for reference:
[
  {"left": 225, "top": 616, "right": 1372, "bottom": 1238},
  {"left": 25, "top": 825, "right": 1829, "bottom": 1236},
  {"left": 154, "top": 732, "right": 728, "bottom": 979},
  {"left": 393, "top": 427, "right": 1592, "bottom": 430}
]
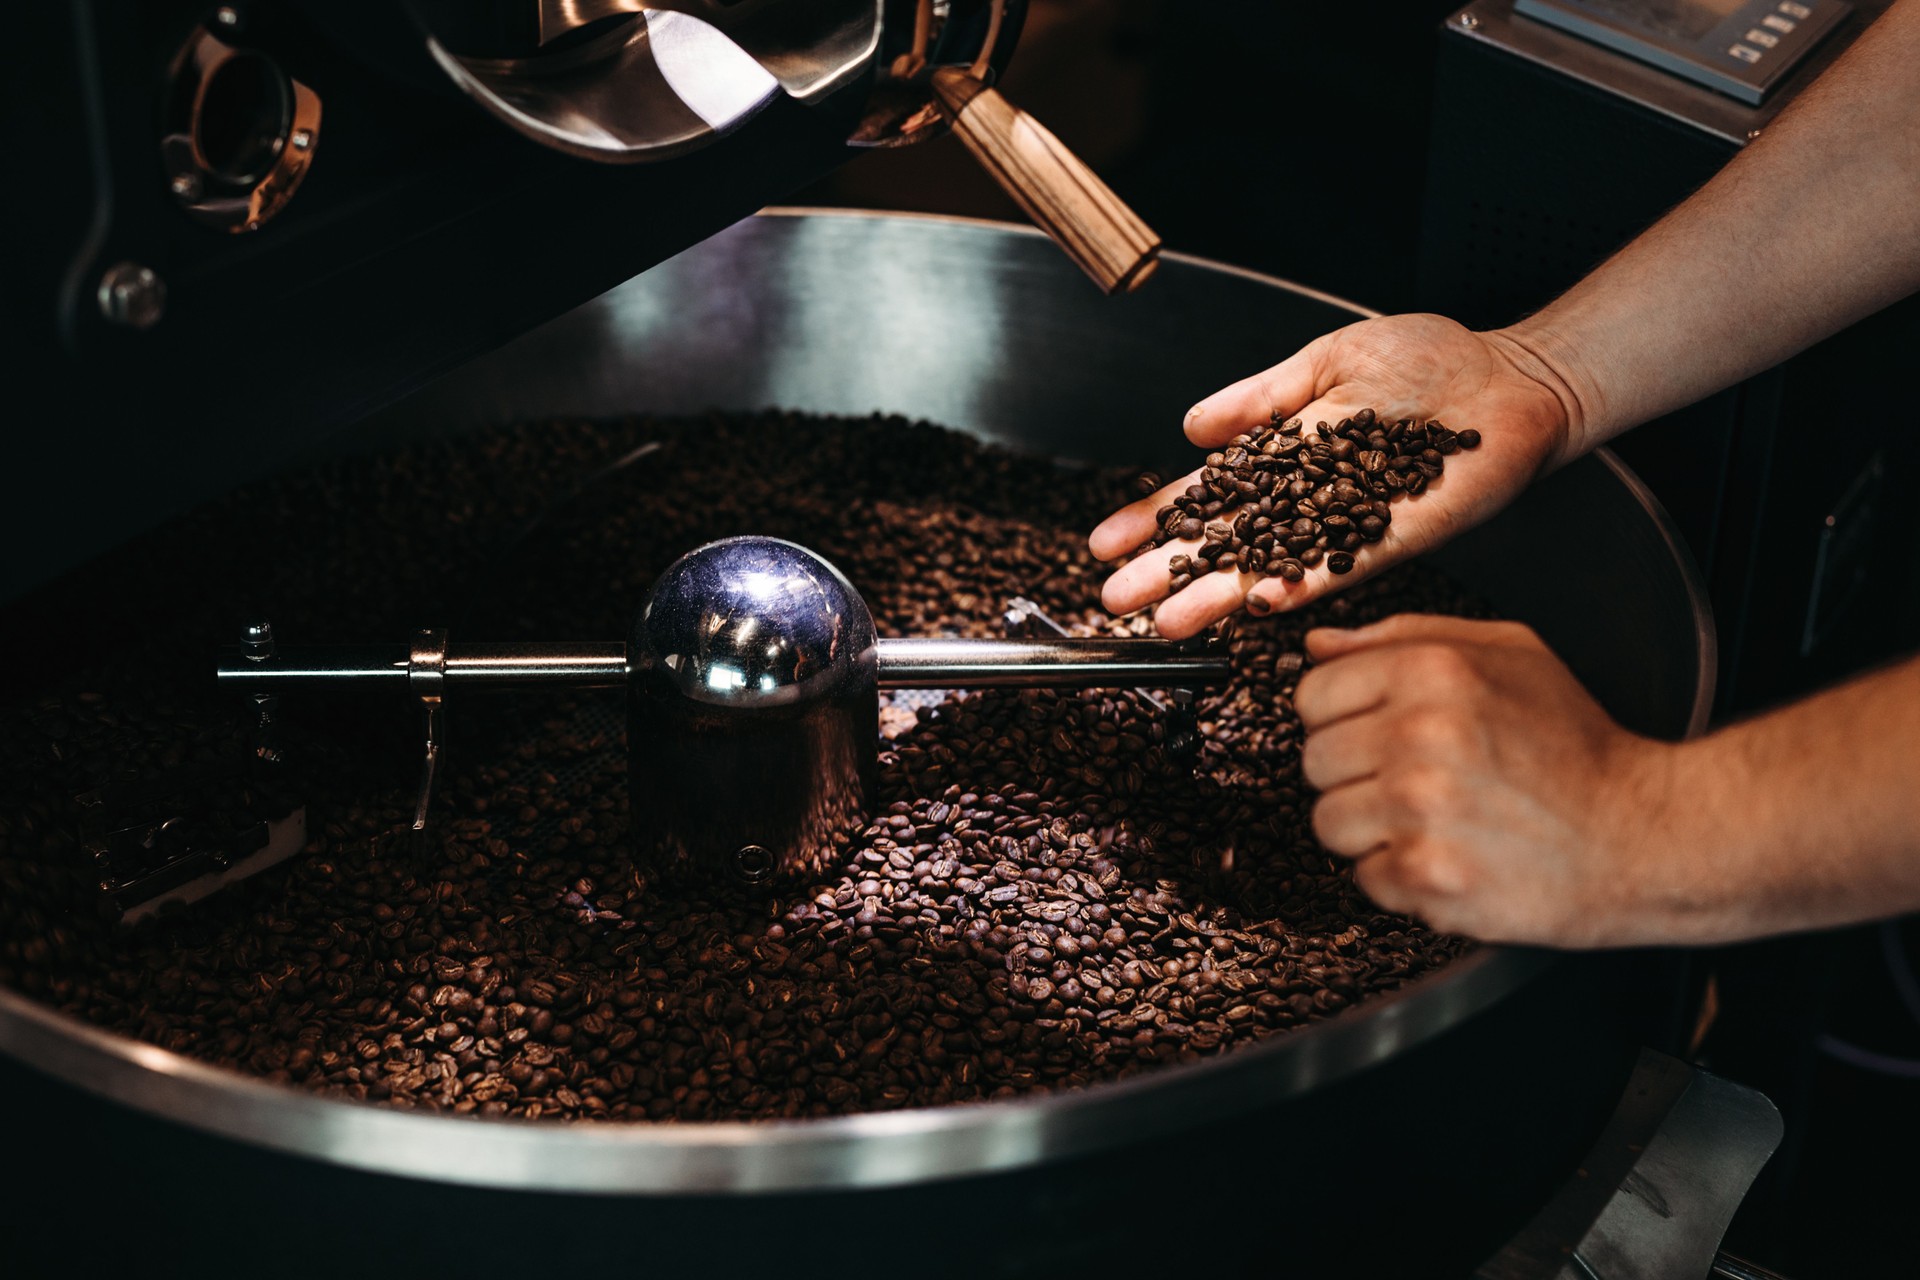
[
  {"left": 217, "top": 625, "right": 1228, "bottom": 831},
  {"left": 215, "top": 637, "right": 1227, "bottom": 692}
]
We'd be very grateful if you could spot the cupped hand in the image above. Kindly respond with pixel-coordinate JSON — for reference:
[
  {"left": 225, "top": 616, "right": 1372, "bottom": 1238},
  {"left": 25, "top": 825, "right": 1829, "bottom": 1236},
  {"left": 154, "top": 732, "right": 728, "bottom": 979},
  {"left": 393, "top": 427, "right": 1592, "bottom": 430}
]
[
  {"left": 1089, "top": 314, "right": 1579, "bottom": 639},
  {"left": 1294, "top": 614, "right": 1680, "bottom": 948}
]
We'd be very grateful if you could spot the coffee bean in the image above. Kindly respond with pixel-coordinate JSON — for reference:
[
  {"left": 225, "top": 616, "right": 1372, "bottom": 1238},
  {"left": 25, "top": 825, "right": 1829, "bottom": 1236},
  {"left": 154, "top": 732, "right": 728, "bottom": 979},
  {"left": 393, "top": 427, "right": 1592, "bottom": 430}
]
[
  {"left": 1151, "top": 410, "right": 1482, "bottom": 595},
  {"left": 0, "top": 408, "right": 1477, "bottom": 1125}
]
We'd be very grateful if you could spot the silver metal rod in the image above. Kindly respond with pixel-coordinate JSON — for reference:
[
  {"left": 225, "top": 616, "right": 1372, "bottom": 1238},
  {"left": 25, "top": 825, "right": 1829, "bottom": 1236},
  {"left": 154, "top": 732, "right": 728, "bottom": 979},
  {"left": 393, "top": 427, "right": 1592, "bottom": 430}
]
[
  {"left": 216, "top": 643, "right": 630, "bottom": 689},
  {"left": 876, "top": 637, "right": 1231, "bottom": 689}
]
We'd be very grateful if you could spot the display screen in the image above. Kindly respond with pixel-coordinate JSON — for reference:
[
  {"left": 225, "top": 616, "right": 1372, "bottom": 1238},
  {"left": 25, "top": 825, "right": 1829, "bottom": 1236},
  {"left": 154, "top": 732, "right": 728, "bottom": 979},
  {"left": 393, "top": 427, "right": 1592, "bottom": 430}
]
[{"left": 1574, "top": 0, "right": 1748, "bottom": 41}]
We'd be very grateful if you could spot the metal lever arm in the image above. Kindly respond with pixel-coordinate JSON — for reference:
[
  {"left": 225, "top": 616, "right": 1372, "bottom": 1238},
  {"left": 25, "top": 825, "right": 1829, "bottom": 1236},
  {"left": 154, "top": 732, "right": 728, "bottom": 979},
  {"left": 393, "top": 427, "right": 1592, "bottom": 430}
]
[
  {"left": 220, "top": 638, "right": 1228, "bottom": 691},
  {"left": 216, "top": 642, "right": 630, "bottom": 690},
  {"left": 875, "top": 636, "right": 1230, "bottom": 689}
]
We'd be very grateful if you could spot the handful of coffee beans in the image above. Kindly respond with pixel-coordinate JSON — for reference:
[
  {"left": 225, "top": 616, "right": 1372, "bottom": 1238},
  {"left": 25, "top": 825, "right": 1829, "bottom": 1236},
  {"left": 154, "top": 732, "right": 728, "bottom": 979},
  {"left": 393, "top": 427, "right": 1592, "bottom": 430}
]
[{"left": 1150, "top": 409, "right": 1481, "bottom": 587}]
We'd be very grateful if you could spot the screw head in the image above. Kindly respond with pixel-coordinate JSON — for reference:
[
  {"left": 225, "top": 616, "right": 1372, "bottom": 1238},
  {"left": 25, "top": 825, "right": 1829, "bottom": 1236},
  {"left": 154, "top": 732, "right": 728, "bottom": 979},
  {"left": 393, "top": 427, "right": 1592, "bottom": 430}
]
[
  {"left": 243, "top": 620, "right": 277, "bottom": 659},
  {"left": 1459, "top": 10, "right": 1481, "bottom": 28},
  {"left": 290, "top": 128, "right": 313, "bottom": 151},
  {"left": 1746, "top": 128, "right": 1763, "bottom": 141},
  {"left": 96, "top": 262, "right": 167, "bottom": 330},
  {"left": 169, "top": 172, "right": 203, "bottom": 201},
  {"left": 735, "top": 845, "right": 775, "bottom": 883},
  {"left": 214, "top": 6, "right": 241, "bottom": 28}
]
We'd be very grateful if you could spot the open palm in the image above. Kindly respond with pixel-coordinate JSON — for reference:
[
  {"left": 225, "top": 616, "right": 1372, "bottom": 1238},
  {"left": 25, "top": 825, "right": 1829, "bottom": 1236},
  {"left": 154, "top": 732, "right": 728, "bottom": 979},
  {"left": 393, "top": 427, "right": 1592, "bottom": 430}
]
[{"left": 1088, "top": 314, "right": 1579, "bottom": 638}]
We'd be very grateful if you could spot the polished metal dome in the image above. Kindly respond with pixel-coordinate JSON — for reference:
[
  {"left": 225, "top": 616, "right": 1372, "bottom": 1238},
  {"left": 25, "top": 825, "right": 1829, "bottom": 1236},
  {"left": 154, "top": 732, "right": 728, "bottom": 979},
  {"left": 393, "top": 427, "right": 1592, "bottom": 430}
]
[{"left": 631, "top": 536, "right": 878, "bottom": 709}]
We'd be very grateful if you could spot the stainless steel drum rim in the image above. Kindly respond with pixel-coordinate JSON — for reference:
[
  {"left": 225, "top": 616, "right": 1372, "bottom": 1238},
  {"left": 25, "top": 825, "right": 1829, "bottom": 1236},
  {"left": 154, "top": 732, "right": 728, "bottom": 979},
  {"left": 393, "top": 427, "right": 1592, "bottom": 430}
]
[
  {"left": 0, "top": 210, "right": 1716, "bottom": 1194},
  {"left": 0, "top": 946, "right": 1548, "bottom": 1193}
]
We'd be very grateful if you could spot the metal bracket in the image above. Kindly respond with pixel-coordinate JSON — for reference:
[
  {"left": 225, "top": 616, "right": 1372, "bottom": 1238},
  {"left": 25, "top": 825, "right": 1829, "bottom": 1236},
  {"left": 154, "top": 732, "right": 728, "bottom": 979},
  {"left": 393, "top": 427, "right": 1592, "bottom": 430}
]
[
  {"left": 409, "top": 627, "right": 448, "bottom": 832},
  {"left": 1002, "top": 596, "right": 1202, "bottom": 764},
  {"left": 1477, "top": 1048, "right": 1785, "bottom": 1280}
]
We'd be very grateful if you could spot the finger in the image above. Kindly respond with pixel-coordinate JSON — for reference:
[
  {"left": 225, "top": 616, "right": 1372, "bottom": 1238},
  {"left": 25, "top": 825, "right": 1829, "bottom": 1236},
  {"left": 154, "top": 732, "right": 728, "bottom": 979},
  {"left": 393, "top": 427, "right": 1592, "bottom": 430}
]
[
  {"left": 1291, "top": 646, "right": 1403, "bottom": 731},
  {"left": 1310, "top": 779, "right": 1397, "bottom": 859},
  {"left": 1306, "top": 614, "right": 1538, "bottom": 660},
  {"left": 1351, "top": 848, "right": 1428, "bottom": 920},
  {"left": 1183, "top": 341, "right": 1326, "bottom": 447},
  {"left": 1244, "top": 515, "right": 1416, "bottom": 617},
  {"left": 1299, "top": 714, "right": 1386, "bottom": 792},
  {"left": 1099, "top": 540, "right": 1196, "bottom": 615},
  {"left": 1150, "top": 568, "right": 1256, "bottom": 640},
  {"left": 1088, "top": 468, "right": 1205, "bottom": 563}
]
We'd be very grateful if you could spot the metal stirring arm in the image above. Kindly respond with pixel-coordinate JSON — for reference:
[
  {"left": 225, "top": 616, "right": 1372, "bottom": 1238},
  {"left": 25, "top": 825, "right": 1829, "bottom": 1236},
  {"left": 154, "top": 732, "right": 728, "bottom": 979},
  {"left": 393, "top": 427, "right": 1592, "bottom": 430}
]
[
  {"left": 218, "top": 636, "right": 1224, "bottom": 692},
  {"left": 218, "top": 628, "right": 1229, "bottom": 827}
]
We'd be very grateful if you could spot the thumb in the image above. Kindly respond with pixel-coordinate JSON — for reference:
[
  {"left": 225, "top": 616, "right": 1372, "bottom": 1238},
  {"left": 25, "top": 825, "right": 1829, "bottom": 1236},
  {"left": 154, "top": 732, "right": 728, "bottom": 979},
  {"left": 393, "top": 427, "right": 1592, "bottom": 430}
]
[{"left": 1185, "top": 341, "right": 1325, "bottom": 447}]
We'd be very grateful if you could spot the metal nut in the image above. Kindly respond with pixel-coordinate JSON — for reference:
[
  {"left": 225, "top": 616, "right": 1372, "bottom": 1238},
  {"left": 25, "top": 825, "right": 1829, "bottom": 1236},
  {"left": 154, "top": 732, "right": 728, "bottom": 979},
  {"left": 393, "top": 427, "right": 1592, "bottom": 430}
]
[
  {"left": 735, "top": 845, "right": 775, "bottom": 883},
  {"left": 96, "top": 262, "right": 167, "bottom": 330}
]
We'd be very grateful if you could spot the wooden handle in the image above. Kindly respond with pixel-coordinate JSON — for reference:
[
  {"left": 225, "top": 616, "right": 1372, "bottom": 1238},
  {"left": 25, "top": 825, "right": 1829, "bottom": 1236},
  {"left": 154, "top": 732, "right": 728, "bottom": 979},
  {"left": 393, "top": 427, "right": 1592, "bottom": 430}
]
[{"left": 931, "top": 68, "right": 1160, "bottom": 295}]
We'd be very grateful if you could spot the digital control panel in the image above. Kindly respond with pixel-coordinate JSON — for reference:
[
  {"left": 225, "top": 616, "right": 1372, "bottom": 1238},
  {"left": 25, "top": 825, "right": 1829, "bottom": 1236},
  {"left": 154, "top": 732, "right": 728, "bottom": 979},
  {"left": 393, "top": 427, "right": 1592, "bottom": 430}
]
[{"left": 1514, "top": 0, "right": 1851, "bottom": 103}]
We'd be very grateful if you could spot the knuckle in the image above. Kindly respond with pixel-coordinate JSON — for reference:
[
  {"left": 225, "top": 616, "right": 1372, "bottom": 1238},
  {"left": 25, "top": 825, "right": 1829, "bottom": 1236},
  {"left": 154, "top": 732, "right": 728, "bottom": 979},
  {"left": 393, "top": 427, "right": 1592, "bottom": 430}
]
[
  {"left": 1385, "top": 764, "right": 1454, "bottom": 821},
  {"left": 1408, "top": 642, "right": 1478, "bottom": 689},
  {"left": 1395, "top": 706, "right": 1467, "bottom": 757}
]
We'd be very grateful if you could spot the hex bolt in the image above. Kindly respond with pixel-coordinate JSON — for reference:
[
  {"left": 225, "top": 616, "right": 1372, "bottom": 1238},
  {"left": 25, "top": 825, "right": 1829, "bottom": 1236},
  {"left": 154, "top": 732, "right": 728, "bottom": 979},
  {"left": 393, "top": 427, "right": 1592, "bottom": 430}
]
[{"left": 96, "top": 262, "right": 167, "bottom": 330}]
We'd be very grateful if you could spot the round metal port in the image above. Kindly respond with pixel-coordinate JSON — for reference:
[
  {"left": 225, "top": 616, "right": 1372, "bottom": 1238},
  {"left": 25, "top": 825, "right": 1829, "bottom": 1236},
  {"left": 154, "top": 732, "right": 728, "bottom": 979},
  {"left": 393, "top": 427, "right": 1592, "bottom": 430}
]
[
  {"left": 162, "top": 19, "right": 321, "bottom": 233},
  {"left": 195, "top": 50, "right": 292, "bottom": 185}
]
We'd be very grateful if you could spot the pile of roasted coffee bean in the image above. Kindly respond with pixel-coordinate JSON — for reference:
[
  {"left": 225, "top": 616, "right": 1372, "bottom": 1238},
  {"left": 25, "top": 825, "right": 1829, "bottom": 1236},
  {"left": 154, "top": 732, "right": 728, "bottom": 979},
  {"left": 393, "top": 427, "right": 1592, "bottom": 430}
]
[
  {"left": 1152, "top": 409, "right": 1481, "bottom": 586},
  {"left": 0, "top": 411, "right": 1481, "bottom": 1122}
]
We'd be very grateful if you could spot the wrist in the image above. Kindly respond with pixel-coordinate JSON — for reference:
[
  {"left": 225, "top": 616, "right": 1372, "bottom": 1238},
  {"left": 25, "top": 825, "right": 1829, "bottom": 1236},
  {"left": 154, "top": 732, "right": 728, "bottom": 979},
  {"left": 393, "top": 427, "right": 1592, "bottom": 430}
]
[
  {"left": 1593, "top": 733, "right": 1734, "bottom": 945},
  {"left": 1486, "top": 317, "right": 1606, "bottom": 467}
]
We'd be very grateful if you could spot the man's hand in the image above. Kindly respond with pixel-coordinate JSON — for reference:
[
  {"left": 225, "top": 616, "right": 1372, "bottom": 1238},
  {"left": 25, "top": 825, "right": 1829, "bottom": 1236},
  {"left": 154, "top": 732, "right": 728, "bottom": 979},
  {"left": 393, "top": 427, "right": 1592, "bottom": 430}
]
[
  {"left": 1088, "top": 314, "right": 1580, "bottom": 639},
  {"left": 1294, "top": 614, "right": 1678, "bottom": 947}
]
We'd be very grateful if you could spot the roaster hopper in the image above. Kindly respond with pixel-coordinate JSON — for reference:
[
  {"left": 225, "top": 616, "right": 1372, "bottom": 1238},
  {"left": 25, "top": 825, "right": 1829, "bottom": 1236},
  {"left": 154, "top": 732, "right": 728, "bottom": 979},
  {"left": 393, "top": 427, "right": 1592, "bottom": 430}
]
[{"left": 0, "top": 213, "right": 1723, "bottom": 1277}]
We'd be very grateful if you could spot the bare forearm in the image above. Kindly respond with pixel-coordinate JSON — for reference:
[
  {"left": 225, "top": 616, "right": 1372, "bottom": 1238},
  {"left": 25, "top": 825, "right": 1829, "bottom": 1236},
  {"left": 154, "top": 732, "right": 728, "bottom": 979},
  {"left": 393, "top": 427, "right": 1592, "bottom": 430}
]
[
  {"left": 1643, "top": 655, "right": 1920, "bottom": 942},
  {"left": 1504, "top": 1, "right": 1920, "bottom": 453}
]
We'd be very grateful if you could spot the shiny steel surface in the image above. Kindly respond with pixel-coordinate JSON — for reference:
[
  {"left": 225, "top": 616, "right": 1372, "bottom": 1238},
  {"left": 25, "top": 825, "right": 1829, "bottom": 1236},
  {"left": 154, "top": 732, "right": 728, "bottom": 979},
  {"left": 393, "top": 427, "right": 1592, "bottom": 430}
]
[
  {"left": 0, "top": 211, "right": 1716, "bottom": 1195},
  {"left": 427, "top": 13, "right": 780, "bottom": 163},
  {"left": 876, "top": 637, "right": 1230, "bottom": 689},
  {"left": 535, "top": 0, "right": 882, "bottom": 103},
  {"left": 629, "top": 536, "right": 879, "bottom": 881},
  {"left": 216, "top": 643, "right": 631, "bottom": 687}
]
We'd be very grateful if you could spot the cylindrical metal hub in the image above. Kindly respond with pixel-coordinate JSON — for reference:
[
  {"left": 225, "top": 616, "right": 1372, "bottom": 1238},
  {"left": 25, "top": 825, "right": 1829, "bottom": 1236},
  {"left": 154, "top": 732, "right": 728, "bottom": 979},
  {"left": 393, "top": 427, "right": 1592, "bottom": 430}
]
[{"left": 627, "top": 536, "right": 879, "bottom": 885}]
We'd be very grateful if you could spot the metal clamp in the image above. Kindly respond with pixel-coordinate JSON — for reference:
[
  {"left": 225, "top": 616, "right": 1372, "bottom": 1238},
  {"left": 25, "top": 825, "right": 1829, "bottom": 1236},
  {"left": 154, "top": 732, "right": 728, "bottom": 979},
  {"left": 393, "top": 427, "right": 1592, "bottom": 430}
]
[{"left": 409, "top": 627, "right": 448, "bottom": 831}]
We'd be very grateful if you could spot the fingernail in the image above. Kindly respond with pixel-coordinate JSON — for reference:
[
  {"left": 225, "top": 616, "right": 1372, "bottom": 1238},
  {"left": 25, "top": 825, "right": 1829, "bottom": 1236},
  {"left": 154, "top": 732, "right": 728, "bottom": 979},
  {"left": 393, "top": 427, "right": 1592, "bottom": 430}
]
[{"left": 1185, "top": 406, "right": 1204, "bottom": 429}]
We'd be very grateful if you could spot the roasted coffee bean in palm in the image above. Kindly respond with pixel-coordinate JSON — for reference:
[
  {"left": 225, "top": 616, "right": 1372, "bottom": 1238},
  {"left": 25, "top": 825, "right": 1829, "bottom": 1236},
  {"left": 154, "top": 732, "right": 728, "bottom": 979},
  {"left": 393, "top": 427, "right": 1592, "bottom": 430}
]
[{"left": 1150, "top": 410, "right": 1480, "bottom": 591}]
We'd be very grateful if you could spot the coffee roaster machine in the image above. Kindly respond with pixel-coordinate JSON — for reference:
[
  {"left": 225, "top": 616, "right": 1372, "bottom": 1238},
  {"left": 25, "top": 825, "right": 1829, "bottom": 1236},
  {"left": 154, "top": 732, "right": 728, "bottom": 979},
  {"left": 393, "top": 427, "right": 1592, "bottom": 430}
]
[{"left": 2, "top": 5, "right": 1787, "bottom": 1277}]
